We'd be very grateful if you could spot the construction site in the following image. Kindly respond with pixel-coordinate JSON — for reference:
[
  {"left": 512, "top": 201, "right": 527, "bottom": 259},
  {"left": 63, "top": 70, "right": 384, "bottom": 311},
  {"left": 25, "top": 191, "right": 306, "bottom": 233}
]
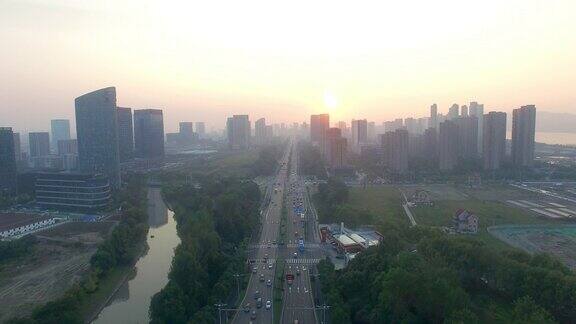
[{"left": 0, "top": 221, "right": 115, "bottom": 322}]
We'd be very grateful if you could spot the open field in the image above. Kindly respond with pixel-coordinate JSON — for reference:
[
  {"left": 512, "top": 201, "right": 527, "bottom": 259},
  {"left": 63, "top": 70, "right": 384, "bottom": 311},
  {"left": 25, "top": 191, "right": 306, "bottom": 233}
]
[
  {"left": 489, "top": 225, "right": 576, "bottom": 269},
  {"left": 348, "top": 186, "right": 407, "bottom": 226},
  {"left": 0, "top": 222, "right": 115, "bottom": 322}
]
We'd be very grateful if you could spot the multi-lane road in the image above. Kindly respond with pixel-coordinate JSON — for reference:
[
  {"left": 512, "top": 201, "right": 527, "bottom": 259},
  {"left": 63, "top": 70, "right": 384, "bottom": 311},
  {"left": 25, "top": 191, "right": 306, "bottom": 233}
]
[
  {"left": 233, "top": 143, "right": 291, "bottom": 324},
  {"left": 234, "top": 140, "right": 323, "bottom": 324}
]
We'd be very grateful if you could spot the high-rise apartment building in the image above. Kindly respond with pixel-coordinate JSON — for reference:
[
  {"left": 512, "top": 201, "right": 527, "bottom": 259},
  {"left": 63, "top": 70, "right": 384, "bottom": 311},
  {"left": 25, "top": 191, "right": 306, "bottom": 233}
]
[
  {"left": 461, "top": 105, "right": 469, "bottom": 117},
  {"left": 117, "top": 107, "right": 134, "bottom": 162},
  {"left": 255, "top": 118, "right": 267, "bottom": 145},
  {"left": 511, "top": 105, "right": 536, "bottom": 167},
  {"left": 134, "top": 109, "right": 165, "bottom": 158},
  {"left": 367, "top": 121, "right": 376, "bottom": 142},
  {"left": 50, "top": 119, "right": 71, "bottom": 152},
  {"left": 226, "top": 115, "right": 251, "bottom": 149},
  {"left": 469, "top": 102, "right": 484, "bottom": 155},
  {"left": 381, "top": 129, "right": 409, "bottom": 174},
  {"left": 483, "top": 112, "right": 507, "bottom": 170},
  {"left": 351, "top": 119, "right": 368, "bottom": 151},
  {"left": 448, "top": 104, "right": 460, "bottom": 120},
  {"left": 457, "top": 116, "right": 479, "bottom": 159},
  {"left": 430, "top": 103, "right": 438, "bottom": 129},
  {"left": 75, "top": 87, "right": 121, "bottom": 188},
  {"left": 438, "top": 120, "right": 459, "bottom": 171},
  {"left": 195, "top": 122, "right": 206, "bottom": 138},
  {"left": 13, "top": 132, "right": 21, "bottom": 162},
  {"left": 310, "top": 114, "right": 330, "bottom": 145},
  {"left": 0, "top": 127, "right": 18, "bottom": 194},
  {"left": 29, "top": 132, "right": 50, "bottom": 157},
  {"left": 324, "top": 128, "right": 347, "bottom": 169}
]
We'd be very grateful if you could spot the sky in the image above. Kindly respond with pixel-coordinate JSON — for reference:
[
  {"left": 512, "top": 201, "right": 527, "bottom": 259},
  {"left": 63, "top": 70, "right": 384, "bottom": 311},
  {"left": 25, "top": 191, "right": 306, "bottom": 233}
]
[{"left": 1, "top": 0, "right": 576, "bottom": 133}]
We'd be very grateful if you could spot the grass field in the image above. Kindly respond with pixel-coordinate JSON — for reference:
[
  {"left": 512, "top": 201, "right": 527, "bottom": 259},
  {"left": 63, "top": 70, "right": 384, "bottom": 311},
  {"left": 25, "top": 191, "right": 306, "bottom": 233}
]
[
  {"left": 347, "top": 186, "right": 408, "bottom": 226},
  {"left": 412, "top": 199, "right": 571, "bottom": 249}
]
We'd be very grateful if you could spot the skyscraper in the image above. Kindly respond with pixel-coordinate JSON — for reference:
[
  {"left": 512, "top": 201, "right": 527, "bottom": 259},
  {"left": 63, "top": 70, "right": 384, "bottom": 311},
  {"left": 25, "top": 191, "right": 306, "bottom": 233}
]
[
  {"left": 75, "top": 87, "right": 121, "bottom": 188},
  {"left": 367, "top": 121, "right": 376, "bottom": 142},
  {"left": 117, "top": 107, "right": 134, "bottom": 162},
  {"left": 438, "top": 120, "right": 459, "bottom": 171},
  {"left": 351, "top": 119, "right": 368, "bottom": 151},
  {"left": 483, "top": 112, "right": 507, "bottom": 170},
  {"left": 511, "top": 105, "right": 536, "bottom": 167},
  {"left": 469, "top": 102, "right": 484, "bottom": 154},
  {"left": 457, "top": 116, "right": 479, "bottom": 159},
  {"left": 0, "top": 127, "right": 18, "bottom": 194},
  {"left": 195, "top": 122, "right": 206, "bottom": 139},
  {"left": 179, "top": 121, "right": 194, "bottom": 145},
  {"left": 226, "top": 115, "right": 251, "bottom": 149},
  {"left": 310, "top": 114, "right": 329, "bottom": 145},
  {"left": 381, "top": 129, "right": 409, "bottom": 174},
  {"left": 255, "top": 118, "right": 267, "bottom": 145},
  {"left": 134, "top": 109, "right": 165, "bottom": 158},
  {"left": 29, "top": 132, "right": 50, "bottom": 157},
  {"left": 461, "top": 105, "right": 469, "bottom": 117},
  {"left": 50, "top": 119, "right": 71, "bottom": 152},
  {"left": 430, "top": 103, "right": 438, "bottom": 129}
]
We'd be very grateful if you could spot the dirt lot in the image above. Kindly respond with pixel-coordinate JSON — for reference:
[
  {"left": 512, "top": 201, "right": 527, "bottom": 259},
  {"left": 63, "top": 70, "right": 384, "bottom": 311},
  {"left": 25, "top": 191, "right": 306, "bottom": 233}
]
[{"left": 0, "top": 222, "right": 115, "bottom": 322}]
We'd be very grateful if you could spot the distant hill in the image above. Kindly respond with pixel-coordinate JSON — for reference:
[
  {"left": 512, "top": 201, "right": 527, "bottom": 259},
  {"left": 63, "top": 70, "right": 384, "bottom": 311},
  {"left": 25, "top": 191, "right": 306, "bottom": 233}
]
[{"left": 536, "top": 111, "right": 576, "bottom": 133}]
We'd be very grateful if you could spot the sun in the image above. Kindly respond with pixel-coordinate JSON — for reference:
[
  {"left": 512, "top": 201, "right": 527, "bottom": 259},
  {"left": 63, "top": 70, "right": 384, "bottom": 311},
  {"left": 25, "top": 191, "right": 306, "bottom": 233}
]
[{"left": 323, "top": 90, "right": 338, "bottom": 109}]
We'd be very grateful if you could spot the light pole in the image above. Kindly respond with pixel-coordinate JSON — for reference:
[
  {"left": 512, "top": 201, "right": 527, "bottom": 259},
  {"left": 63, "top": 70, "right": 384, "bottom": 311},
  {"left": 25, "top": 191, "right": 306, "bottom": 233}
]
[{"left": 214, "top": 303, "right": 226, "bottom": 324}]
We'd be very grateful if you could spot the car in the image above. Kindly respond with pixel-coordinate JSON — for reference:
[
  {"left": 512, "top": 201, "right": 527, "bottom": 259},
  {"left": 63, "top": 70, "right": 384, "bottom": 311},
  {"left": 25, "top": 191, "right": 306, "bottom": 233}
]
[
  {"left": 259, "top": 274, "right": 265, "bottom": 282},
  {"left": 268, "top": 263, "right": 273, "bottom": 269},
  {"left": 293, "top": 252, "right": 297, "bottom": 258},
  {"left": 252, "top": 266, "right": 257, "bottom": 274},
  {"left": 256, "top": 298, "right": 262, "bottom": 308},
  {"left": 254, "top": 290, "right": 261, "bottom": 299},
  {"left": 302, "top": 266, "right": 307, "bottom": 271},
  {"left": 251, "top": 310, "right": 257, "bottom": 320},
  {"left": 244, "top": 303, "right": 250, "bottom": 313},
  {"left": 267, "top": 279, "right": 272, "bottom": 287},
  {"left": 266, "top": 300, "right": 271, "bottom": 309}
]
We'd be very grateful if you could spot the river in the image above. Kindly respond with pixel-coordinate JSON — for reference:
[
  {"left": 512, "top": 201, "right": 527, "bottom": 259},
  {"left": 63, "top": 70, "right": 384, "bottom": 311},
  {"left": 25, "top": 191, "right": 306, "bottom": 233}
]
[{"left": 93, "top": 187, "right": 179, "bottom": 324}]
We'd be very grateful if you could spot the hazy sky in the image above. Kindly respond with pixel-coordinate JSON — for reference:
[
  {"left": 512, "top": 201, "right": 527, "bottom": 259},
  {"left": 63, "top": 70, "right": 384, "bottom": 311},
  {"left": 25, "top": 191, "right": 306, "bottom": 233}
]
[{"left": 1, "top": 0, "right": 575, "bottom": 133}]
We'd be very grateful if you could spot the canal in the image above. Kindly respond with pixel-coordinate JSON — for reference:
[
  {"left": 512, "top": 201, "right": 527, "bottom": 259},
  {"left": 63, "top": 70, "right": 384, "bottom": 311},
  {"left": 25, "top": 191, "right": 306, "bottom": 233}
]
[{"left": 93, "top": 187, "right": 179, "bottom": 324}]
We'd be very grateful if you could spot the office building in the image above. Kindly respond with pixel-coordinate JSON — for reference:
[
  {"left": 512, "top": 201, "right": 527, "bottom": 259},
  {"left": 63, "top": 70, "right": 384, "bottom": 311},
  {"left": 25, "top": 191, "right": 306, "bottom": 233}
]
[
  {"left": 226, "top": 115, "right": 251, "bottom": 149},
  {"left": 430, "top": 103, "right": 438, "bottom": 129},
  {"left": 0, "top": 128, "right": 18, "bottom": 194},
  {"left": 483, "top": 112, "right": 507, "bottom": 170},
  {"left": 469, "top": 102, "right": 484, "bottom": 154},
  {"left": 195, "top": 122, "right": 206, "bottom": 138},
  {"left": 134, "top": 109, "right": 165, "bottom": 158},
  {"left": 29, "top": 132, "right": 50, "bottom": 157},
  {"left": 511, "top": 105, "right": 536, "bottom": 167},
  {"left": 50, "top": 119, "right": 71, "bottom": 152},
  {"left": 57, "top": 139, "right": 78, "bottom": 155},
  {"left": 255, "top": 118, "right": 267, "bottom": 145},
  {"left": 438, "top": 120, "right": 459, "bottom": 171},
  {"left": 35, "top": 172, "right": 111, "bottom": 211},
  {"left": 404, "top": 118, "right": 417, "bottom": 134},
  {"left": 367, "top": 121, "right": 376, "bottom": 142},
  {"left": 117, "top": 107, "right": 134, "bottom": 162},
  {"left": 351, "top": 119, "right": 368, "bottom": 151},
  {"left": 75, "top": 87, "right": 121, "bottom": 188},
  {"left": 381, "top": 129, "right": 409, "bottom": 174},
  {"left": 324, "top": 128, "right": 347, "bottom": 169},
  {"left": 310, "top": 114, "right": 330, "bottom": 146},
  {"left": 178, "top": 121, "right": 194, "bottom": 145}
]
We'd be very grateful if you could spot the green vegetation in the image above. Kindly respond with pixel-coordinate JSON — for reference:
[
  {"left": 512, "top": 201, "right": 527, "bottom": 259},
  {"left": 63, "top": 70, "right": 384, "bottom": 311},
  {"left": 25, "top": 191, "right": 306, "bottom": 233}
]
[
  {"left": 251, "top": 142, "right": 286, "bottom": 177},
  {"left": 7, "top": 174, "right": 149, "bottom": 324},
  {"left": 0, "top": 193, "right": 33, "bottom": 209},
  {"left": 149, "top": 177, "right": 261, "bottom": 323},
  {"left": 314, "top": 179, "right": 405, "bottom": 227},
  {"left": 298, "top": 141, "right": 326, "bottom": 179},
  {"left": 413, "top": 198, "right": 569, "bottom": 249},
  {"left": 318, "top": 223, "right": 575, "bottom": 323},
  {"left": 0, "top": 236, "right": 36, "bottom": 266}
]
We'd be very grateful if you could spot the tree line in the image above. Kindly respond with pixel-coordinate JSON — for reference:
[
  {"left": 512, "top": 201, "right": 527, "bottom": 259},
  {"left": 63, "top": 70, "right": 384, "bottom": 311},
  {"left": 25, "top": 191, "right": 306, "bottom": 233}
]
[
  {"left": 298, "top": 141, "right": 327, "bottom": 179},
  {"left": 7, "top": 174, "right": 149, "bottom": 324},
  {"left": 251, "top": 141, "right": 286, "bottom": 177},
  {"left": 149, "top": 176, "right": 261, "bottom": 323},
  {"left": 314, "top": 177, "right": 375, "bottom": 227},
  {"left": 318, "top": 222, "right": 576, "bottom": 323}
]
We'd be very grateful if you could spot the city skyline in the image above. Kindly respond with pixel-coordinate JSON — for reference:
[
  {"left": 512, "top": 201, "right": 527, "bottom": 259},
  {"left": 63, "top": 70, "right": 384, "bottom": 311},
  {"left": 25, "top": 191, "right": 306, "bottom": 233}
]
[{"left": 2, "top": 1, "right": 576, "bottom": 132}]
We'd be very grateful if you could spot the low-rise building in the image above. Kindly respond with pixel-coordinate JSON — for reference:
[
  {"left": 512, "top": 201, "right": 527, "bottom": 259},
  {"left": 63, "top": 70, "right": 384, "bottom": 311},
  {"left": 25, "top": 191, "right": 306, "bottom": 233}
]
[
  {"left": 453, "top": 209, "right": 478, "bottom": 234},
  {"left": 34, "top": 172, "right": 111, "bottom": 211}
]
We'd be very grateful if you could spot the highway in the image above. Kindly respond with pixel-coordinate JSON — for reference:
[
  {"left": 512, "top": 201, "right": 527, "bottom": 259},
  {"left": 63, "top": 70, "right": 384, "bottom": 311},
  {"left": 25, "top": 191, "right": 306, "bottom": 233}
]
[
  {"left": 232, "top": 143, "right": 292, "bottom": 324},
  {"left": 281, "top": 142, "right": 319, "bottom": 324}
]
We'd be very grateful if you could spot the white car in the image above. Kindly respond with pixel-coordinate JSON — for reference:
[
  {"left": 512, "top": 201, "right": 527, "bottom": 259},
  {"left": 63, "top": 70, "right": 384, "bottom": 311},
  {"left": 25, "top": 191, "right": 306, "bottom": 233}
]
[{"left": 266, "top": 300, "right": 271, "bottom": 309}]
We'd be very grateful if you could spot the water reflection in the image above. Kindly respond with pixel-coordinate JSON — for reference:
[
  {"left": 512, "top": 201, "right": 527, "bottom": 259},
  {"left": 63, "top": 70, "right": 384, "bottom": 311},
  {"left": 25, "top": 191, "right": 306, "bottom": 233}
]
[{"left": 93, "top": 187, "right": 179, "bottom": 324}]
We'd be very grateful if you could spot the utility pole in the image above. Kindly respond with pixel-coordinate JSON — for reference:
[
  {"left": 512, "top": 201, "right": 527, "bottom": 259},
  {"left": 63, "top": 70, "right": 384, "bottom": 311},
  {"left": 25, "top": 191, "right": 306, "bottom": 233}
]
[{"left": 232, "top": 274, "right": 241, "bottom": 301}]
